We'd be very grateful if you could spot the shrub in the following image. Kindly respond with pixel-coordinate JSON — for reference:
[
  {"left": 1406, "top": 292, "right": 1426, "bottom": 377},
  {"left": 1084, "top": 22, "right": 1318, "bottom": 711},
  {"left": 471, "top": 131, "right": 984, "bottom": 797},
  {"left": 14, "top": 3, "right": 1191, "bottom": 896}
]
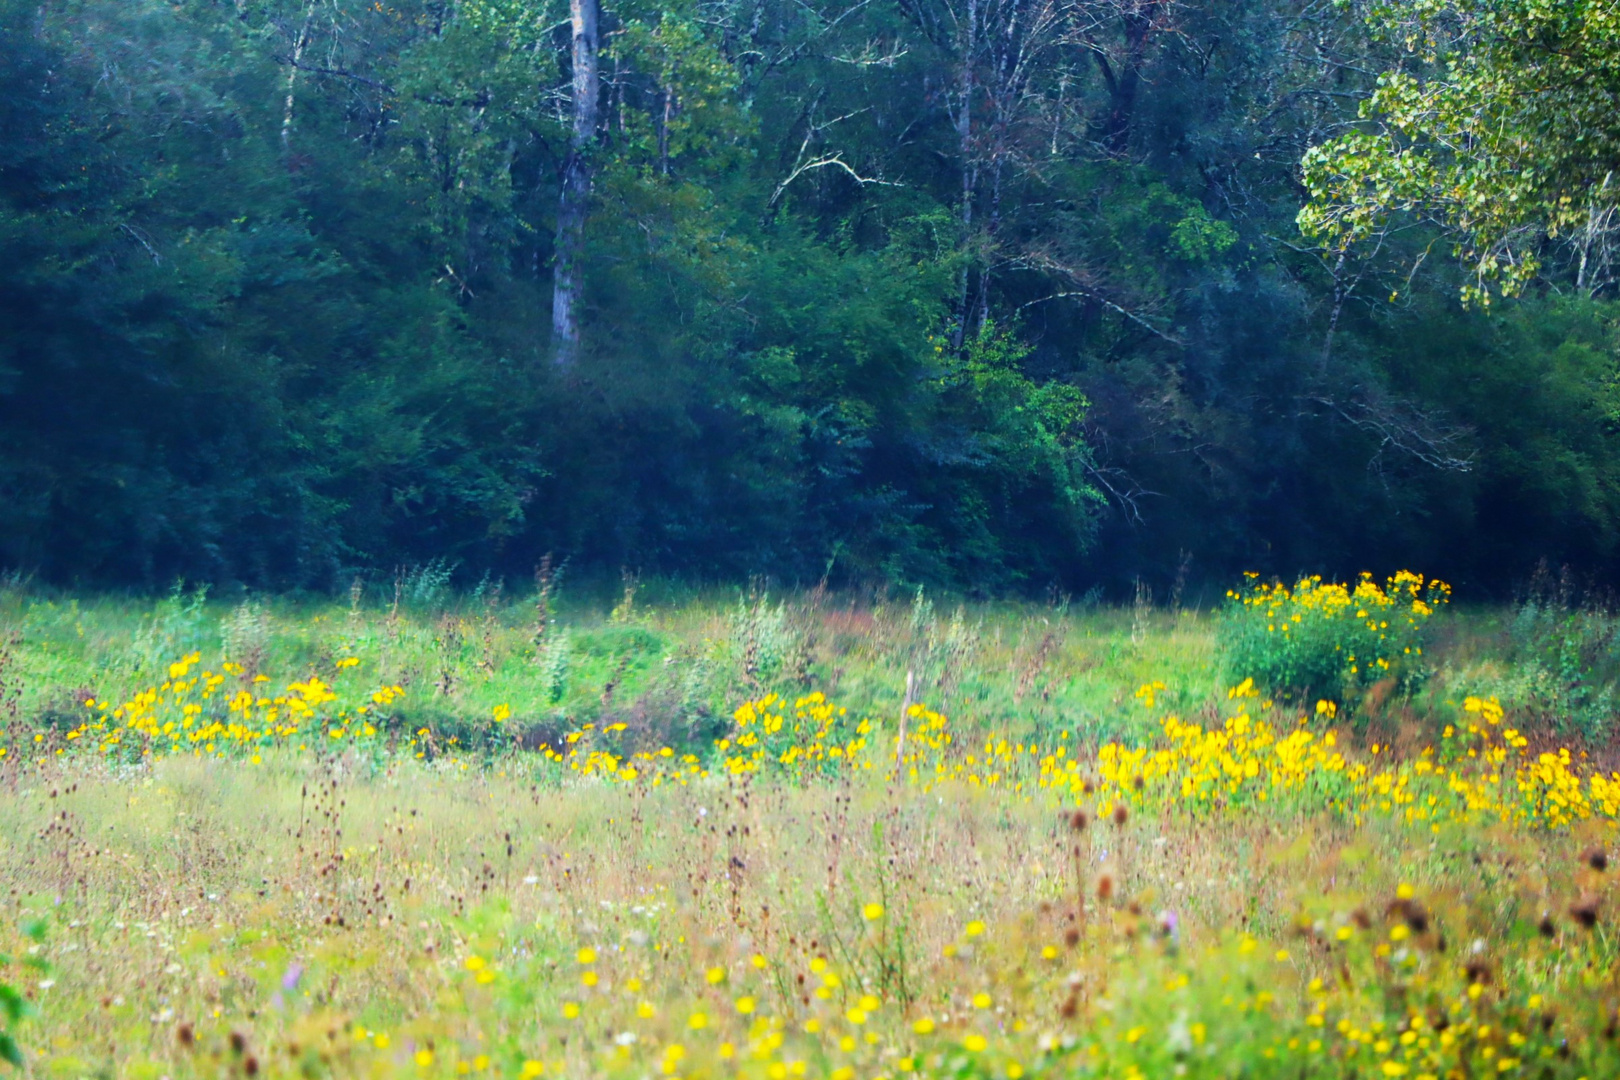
[
  {"left": 1220, "top": 571, "right": 1448, "bottom": 706},
  {"left": 1499, "top": 577, "right": 1620, "bottom": 742}
]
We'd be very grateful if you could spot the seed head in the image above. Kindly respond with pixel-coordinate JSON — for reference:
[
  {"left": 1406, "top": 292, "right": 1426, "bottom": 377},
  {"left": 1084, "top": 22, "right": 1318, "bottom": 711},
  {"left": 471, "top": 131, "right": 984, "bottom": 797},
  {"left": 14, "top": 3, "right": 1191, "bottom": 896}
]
[
  {"left": 1570, "top": 897, "right": 1600, "bottom": 929},
  {"left": 1386, "top": 897, "right": 1429, "bottom": 934}
]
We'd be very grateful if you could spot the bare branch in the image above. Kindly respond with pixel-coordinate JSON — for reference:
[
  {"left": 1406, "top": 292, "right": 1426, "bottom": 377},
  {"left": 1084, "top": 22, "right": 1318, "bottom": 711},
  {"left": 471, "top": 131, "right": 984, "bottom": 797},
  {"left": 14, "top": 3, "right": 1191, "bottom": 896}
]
[
  {"left": 272, "top": 55, "right": 394, "bottom": 94},
  {"left": 1082, "top": 460, "right": 1158, "bottom": 524},
  {"left": 768, "top": 154, "right": 902, "bottom": 210},
  {"left": 831, "top": 44, "right": 911, "bottom": 66},
  {"left": 117, "top": 223, "right": 162, "bottom": 265},
  {"left": 1010, "top": 250, "right": 1184, "bottom": 345},
  {"left": 1304, "top": 391, "right": 1475, "bottom": 473}
]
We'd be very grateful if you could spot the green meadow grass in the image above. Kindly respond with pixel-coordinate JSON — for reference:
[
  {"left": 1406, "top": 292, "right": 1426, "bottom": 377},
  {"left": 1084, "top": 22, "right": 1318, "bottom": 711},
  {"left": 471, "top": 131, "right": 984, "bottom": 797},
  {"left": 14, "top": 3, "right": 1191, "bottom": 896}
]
[{"left": 3, "top": 579, "right": 1620, "bottom": 1080}]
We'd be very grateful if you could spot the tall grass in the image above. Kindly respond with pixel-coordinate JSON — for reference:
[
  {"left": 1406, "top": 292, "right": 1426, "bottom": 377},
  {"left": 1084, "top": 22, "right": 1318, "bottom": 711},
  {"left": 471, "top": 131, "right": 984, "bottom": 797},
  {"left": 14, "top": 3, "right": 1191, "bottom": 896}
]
[{"left": 4, "top": 576, "right": 1620, "bottom": 1078}]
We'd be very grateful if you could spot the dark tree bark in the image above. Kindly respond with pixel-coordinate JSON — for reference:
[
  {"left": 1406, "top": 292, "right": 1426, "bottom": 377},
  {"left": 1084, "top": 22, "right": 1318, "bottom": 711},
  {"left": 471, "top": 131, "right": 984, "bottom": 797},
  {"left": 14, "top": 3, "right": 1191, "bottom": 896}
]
[
  {"left": 1088, "top": 0, "right": 1164, "bottom": 155},
  {"left": 552, "top": 0, "right": 601, "bottom": 369}
]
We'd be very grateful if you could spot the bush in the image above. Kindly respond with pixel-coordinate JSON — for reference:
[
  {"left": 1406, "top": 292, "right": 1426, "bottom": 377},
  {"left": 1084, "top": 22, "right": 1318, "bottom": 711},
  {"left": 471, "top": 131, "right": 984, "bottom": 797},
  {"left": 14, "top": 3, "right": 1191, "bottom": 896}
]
[
  {"left": 1220, "top": 571, "right": 1449, "bottom": 706},
  {"left": 1493, "top": 572, "right": 1620, "bottom": 742}
]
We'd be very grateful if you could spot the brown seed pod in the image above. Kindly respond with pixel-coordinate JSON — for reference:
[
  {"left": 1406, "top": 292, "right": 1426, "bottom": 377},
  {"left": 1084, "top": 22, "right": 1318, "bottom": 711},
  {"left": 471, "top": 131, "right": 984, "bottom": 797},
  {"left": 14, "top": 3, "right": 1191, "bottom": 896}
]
[
  {"left": 1386, "top": 898, "right": 1430, "bottom": 934},
  {"left": 1112, "top": 804, "right": 1129, "bottom": 827},
  {"left": 1586, "top": 848, "right": 1609, "bottom": 872},
  {"left": 1096, "top": 874, "right": 1114, "bottom": 902},
  {"left": 1539, "top": 914, "right": 1557, "bottom": 937},
  {"left": 1069, "top": 810, "right": 1089, "bottom": 832},
  {"left": 176, "top": 1023, "right": 195, "bottom": 1048},
  {"left": 1570, "top": 896, "right": 1600, "bottom": 929},
  {"left": 1063, "top": 928, "right": 1080, "bottom": 948}
]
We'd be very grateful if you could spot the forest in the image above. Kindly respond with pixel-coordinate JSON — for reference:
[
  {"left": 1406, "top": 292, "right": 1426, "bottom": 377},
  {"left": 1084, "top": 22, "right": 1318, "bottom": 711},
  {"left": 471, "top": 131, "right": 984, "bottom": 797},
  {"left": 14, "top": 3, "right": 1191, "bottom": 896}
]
[{"left": 2, "top": 0, "right": 1618, "bottom": 595}]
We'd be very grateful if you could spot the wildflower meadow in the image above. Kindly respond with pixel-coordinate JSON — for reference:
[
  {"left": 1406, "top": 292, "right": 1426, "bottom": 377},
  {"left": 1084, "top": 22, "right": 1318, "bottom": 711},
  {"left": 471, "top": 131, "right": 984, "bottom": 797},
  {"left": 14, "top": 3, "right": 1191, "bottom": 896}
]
[{"left": 3, "top": 575, "right": 1620, "bottom": 1079}]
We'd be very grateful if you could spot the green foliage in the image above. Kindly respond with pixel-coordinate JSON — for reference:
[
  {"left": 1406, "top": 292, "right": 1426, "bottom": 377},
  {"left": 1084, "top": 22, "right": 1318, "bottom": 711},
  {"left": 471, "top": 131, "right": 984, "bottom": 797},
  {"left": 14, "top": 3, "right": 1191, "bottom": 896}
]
[
  {"left": 1299, "top": 0, "right": 1620, "bottom": 303},
  {"left": 0, "top": 0, "right": 1618, "bottom": 597},
  {"left": 1454, "top": 569, "right": 1620, "bottom": 744},
  {"left": 0, "top": 918, "right": 47, "bottom": 1068}
]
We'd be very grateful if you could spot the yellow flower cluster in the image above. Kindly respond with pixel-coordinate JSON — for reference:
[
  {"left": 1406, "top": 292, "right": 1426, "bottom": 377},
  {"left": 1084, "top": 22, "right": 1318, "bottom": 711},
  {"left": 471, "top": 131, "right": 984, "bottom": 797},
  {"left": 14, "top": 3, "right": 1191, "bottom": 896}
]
[
  {"left": 722, "top": 693, "right": 873, "bottom": 775},
  {"left": 511, "top": 681, "right": 1618, "bottom": 838},
  {"left": 1081, "top": 685, "right": 1620, "bottom": 832},
  {"left": 1224, "top": 570, "right": 1449, "bottom": 697},
  {"left": 58, "top": 653, "right": 400, "bottom": 760},
  {"left": 32, "top": 649, "right": 1620, "bottom": 838},
  {"left": 534, "top": 722, "right": 708, "bottom": 785},
  {"left": 1231, "top": 569, "right": 1448, "bottom": 626}
]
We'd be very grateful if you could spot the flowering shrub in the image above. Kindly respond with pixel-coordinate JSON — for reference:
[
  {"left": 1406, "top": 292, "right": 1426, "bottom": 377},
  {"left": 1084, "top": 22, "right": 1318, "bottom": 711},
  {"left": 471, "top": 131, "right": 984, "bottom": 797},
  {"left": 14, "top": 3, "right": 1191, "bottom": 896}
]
[{"left": 1221, "top": 571, "right": 1449, "bottom": 707}]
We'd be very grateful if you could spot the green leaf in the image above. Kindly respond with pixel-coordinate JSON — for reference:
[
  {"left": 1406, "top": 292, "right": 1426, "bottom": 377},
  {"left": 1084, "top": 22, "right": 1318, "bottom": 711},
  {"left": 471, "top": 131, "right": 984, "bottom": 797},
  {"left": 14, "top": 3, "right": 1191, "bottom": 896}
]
[{"left": 0, "top": 985, "right": 25, "bottom": 1024}]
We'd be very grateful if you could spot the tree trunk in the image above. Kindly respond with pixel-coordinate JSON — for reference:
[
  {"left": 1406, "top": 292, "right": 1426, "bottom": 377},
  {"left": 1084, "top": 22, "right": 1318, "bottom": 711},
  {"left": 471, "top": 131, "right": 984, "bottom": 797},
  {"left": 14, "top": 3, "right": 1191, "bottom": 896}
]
[
  {"left": 552, "top": 0, "right": 601, "bottom": 369},
  {"left": 280, "top": 0, "right": 317, "bottom": 158},
  {"left": 949, "top": 0, "right": 979, "bottom": 352},
  {"left": 1094, "top": 5, "right": 1155, "bottom": 154}
]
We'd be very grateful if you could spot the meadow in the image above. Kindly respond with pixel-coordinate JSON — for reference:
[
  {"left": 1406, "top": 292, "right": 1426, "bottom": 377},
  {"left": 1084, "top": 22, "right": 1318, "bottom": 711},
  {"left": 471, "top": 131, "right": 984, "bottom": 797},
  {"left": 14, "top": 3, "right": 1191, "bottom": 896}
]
[{"left": 4, "top": 572, "right": 1620, "bottom": 1079}]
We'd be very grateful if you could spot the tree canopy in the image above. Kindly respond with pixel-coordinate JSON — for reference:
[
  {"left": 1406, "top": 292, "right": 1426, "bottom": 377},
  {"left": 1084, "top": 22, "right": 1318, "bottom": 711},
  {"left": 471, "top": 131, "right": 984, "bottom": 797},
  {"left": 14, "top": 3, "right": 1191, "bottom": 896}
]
[
  {"left": 1300, "top": 0, "right": 1620, "bottom": 304},
  {"left": 1, "top": 0, "right": 1618, "bottom": 594}
]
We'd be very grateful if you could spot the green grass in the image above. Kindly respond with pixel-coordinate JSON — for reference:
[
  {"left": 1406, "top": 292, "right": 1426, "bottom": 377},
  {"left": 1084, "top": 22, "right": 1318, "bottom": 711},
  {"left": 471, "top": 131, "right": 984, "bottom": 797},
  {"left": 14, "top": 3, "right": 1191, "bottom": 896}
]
[
  {"left": 4, "top": 579, "right": 1620, "bottom": 1080},
  {"left": 0, "top": 580, "right": 1227, "bottom": 754},
  {"left": 8, "top": 574, "right": 1614, "bottom": 758}
]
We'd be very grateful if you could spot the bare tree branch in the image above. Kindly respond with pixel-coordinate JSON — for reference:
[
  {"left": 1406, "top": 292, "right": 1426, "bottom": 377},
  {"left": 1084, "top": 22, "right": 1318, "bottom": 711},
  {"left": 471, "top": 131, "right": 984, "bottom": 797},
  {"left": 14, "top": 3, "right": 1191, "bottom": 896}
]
[
  {"left": 1304, "top": 391, "right": 1475, "bottom": 473},
  {"left": 767, "top": 154, "right": 902, "bottom": 209},
  {"left": 117, "top": 223, "right": 162, "bottom": 265},
  {"left": 1010, "top": 250, "right": 1184, "bottom": 344},
  {"left": 1083, "top": 459, "right": 1158, "bottom": 523}
]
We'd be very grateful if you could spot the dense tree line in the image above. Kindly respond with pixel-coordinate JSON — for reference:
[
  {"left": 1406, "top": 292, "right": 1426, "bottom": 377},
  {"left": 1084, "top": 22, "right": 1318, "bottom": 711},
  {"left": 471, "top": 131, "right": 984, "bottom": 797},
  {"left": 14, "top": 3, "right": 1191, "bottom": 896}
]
[{"left": 1, "top": 0, "right": 1617, "bottom": 595}]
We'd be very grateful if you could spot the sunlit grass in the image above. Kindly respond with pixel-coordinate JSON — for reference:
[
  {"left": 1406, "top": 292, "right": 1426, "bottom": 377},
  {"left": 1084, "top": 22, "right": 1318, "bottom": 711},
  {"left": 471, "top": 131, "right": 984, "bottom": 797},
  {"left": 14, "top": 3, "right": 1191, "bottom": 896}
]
[{"left": 4, "top": 579, "right": 1620, "bottom": 1078}]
